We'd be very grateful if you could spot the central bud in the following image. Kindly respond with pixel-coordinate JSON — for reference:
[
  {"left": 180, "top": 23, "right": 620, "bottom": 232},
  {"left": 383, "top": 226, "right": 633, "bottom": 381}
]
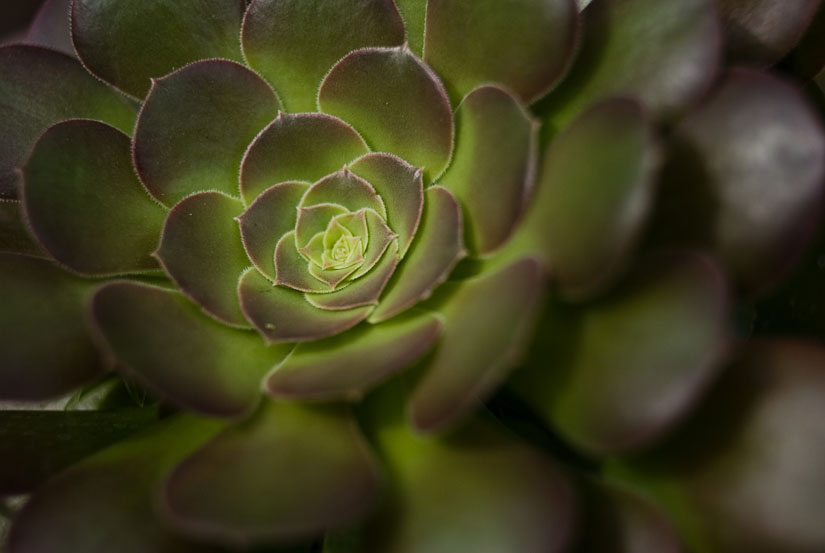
[{"left": 321, "top": 217, "right": 365, "bottom": 270}]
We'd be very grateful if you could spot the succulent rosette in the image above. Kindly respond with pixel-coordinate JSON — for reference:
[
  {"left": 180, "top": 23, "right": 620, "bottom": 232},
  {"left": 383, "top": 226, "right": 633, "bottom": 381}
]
[{"left": 3, "top": 0, "right": 825, "bottom": 552}]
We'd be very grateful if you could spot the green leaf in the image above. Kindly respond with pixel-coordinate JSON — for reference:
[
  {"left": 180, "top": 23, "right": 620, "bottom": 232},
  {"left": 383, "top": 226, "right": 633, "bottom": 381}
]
[
  {"left": 274, "top": 231, "right": 339, "bottom": 293},
  {"left": 133, "top": 59, "right": 280, "bottom": 206},
  {"left": 92, "top": 282, "right": 290, "bottom": 417},
  {"left": 319, "top": 46, "right": 454, "bottom": 181},
  {"left": 440, "top": 85, "right": 537, "bottom": 255},
  {"left": 300, "top": 169, "right": 386, "bottom": 217},
  {"left": 394, "top": 0, "right": 427, "bottom": 55},
  {"left": 162, "top": 400, "right": 382, "bottom": 546},
  {"left": 424, "top": 0, "right": 579, "bottom": 104},
  {"left": 239, "top": 113, "right": 368, "bottom": 204},
  {"left": 72, "top": 0, "right": 245, "bottom": 98},
  {"left": 511, "top": 252, "right": 729, "bottom": 455},
  {"left": 0, "top": 200, "right": 45, "bottom": 256},
  {"left": 295, "top": 204, "right": 352, "bottom": 251},
  {"left": 26, "top": 0, "right": 74, "bottom": 56},
  {"left": 7, "top": 415, "right": 224, "bottom": 553},
  {"left": 369, "top": 186, "right": 465, "bottom": 323},
  {"left": 241, "top": 0, "right": 404, "bottom": 112},
  {"left": 527, "top": 97, "right": 657, "bottom": 299},
  {"left": 409, "top": 258, "right": 545, "bottom": 433},
  {"left": 239, "top": 267, "right": 372, "bottom": 342},
  {"left": 156, "top": 192, "right": 250, "bottom": 327},
  {"left": 0, "top": 45, "right": 136, "bottom": 198},
  {"left": 0, "top": 254, "right": 103, "bottom": 400},
  {"left": 22, "top": 119, "right": 166, "bottom": 276},
  {"left": 266, "top": 308, "right": 440, "bottom": 400}
]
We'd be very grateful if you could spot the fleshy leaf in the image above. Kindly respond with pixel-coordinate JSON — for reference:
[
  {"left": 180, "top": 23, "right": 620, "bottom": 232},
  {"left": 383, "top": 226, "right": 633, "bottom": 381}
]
[
  {"left": 349, "top": 209, "right": 396, "bottom": 279},
  {"left": 0, "top": 200, "right": 44, "bottom": 256},
  {"left": 440, "top": 86, "right": 536, "bottom": 255},
  {"left": 527, "top": 97, "right": 657, "bottom": 299},
  {"left": 239, "top": 113, "right": 369, "bottom": 204},
  {"left": 156, "top": 192, "right": 250, "bottom": 326},
  {"left": 424, "top": 0, "right": 579, "bottom": 104},
  {"left": 0, "top": 254, "right": 103, "bottom": 400},
  {"left": 133, "top": 60, "right": 279, "bottom": 206},
  {"left": 409, "top": 258, "right": 545, "bottom": 433},
  {"left": 611, "top": 341, "right": 825, "bottom": 553},
  {"left": 306, "top": 241, "right": 399, "bottom": 311},
  {"left": 163, "top": 400, "right": 382, "bottom": 546},
  {"left": 318, "top": 46, "right": 453, "bottom": 180},
  {"left": 72, "top": 0, "right": 245, "bottom": 98},
  {"left": 719, "top": 0, "right": 821, "bottom": 66},
  {"left": 394, "top": 0, "right": 426, "bottom": 55},
  {"left": 295, "top": 204, "right": 351, "bottom": 251},
  {"left": 239, "top": 267, "right": 372, "bottom": 342},
  {"left": 512, "top": 253, "right": 729, "bottom": 455},
  {"left": 22, "top": 119, "right": 166, "bottom": 276},
  {"left": 300, "top": 169, "right": 386, "bottom": 217},
  {"left": 349, "top": 153, "right": 423, "bottom": 257},
  {"left": 267, "top": 305, "right": 438, "bottom": 400},
  {"left": 369, "top": 186, "right": 465, "bottom": 323},
  {"left": 241, "top": 0, "right": 404, "bottom": 112},
  {"left": 540, "top": 0, "right": 720, "bottom": 126},
  {"left": 364, "top": 414, "right": 575, "bottom": 553},
  {"left": 651, "top": 69, "right": 825, "bottom": 295},
  {"left": 7, "top": 415, "right": 224, "bottom": 553},
  {"left": 0, "top": 407, "right": 157, "bottom": 494},
  {"left": 26, "top": 0, "right": 73, "bottom": 56},
  {"left": 238, "top": 181, "right": 309, "bottom": 280},
  {"left": 274, "top": 231, "right": 336, "bottom": 293},
  {"left": 0, "top": 45, "right": 136, "bottom": 198},
  {"left": 92, "top": 282, "right": 291, "bottom": 417}
]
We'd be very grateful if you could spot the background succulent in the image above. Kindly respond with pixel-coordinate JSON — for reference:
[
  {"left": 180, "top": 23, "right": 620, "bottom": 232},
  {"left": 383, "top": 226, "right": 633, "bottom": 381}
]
[{"left": 1, "top": 1, "right": 825, "bottom": 552}]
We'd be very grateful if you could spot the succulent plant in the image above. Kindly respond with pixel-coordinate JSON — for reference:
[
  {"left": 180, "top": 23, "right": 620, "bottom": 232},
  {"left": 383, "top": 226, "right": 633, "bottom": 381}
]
[{"left": 2, "top": 0, "right": 825, "bottom": 552}]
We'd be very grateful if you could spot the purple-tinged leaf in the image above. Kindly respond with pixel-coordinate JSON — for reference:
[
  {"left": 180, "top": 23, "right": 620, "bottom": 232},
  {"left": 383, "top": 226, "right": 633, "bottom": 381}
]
[
  {"left": 424, "top": 0, "right": 579, "bottom": 104},
  {"left": 394, "top": 0, "right": 426, "bottom": 55},
  {"left": 349, "top": 153, "right": 423, "bottom": 257},
  {"left": 528, "top": 97, "right": 657, "bottom": 300},
  {"left": 369, "top": 186, "right": 465, "bottom": 323},
  {"left": 242, "top": 0, "right": 404, "bottom": 112},
  {"left": 512, "top": 253, "right": 729, "bottom": 455},
  {"left": 22, "top": 120, "right": 166, "bottom": 276},
  {"left": 0, "top": 254, "right": 103, "bottom": 401},
  {"left": 7, "top": 415, "right": 224, "bottom": 553},
  {"left": 92, "top": 282, "right": 290, "bottom": 418},
  {"left": 238, "top": 181, "right": 309, "bottom": 280},
  {"left": 266, "top": 305, "right": 439, "bottom": 401},
  {"left": 162, "top": 400, "right": 382, "bottom": 546},
  {"left": 440, "top": 86, "right": 537, "bottom": 255},
  {"left": 72, "top": 0, "right": 245, "bottom": 99},
  {"left": 239, "top": 113, "right": 368, "bottom": 204},
  {"left": 274, "top": 231, "right": 337, "bottom": 293},
  {"left": 349, "top": 209, "right": 396, "bottom": 279},
  {"left": 409, "top": 258, "right": 546, "bottom": 433},
  {"left": 612, "top": 341, "right": 825, "bottom": 553},
  {"left": 540, "top": 0, "right": 720, "bottom": 126},
  {"left": 133, "top": 60, "right": 279, "bottom": 206},
  {"left": 0, "top": 200, "right": 44, "bottom": 256},
  {"left": 651, "top": 69, "right": 825, "bottom": 296},
  {"left": 156, "top": 192, "right": 249, "bottom": 327},
  {"left": 26, "top": 0, "right": 73, "bottom": 56},
  {"left": 719, "top": 0, "right": 822, "bottom": 66},
  {"left": 295, "top": 204, "right": 351, "bottom": 253},
  {"left": 0, "top": 45, "right": 136, "bottom": 198},
  {"left": 319, "top": 46, "right": 454, "bottom": 181},
  {"left": 300, "top": 169, "right": 386, "bottom": 216},
  {"left": 239, "top": 267, "right": 372, "bottom": 342}
]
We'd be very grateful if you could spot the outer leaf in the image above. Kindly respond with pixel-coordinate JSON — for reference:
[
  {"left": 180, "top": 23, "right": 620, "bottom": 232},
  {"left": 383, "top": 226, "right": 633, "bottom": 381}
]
[
  {"left": 0, "top": 254, "right": 103, "bottom": 400},
  {"left": 242, "top": 0, "right": 404, "bottom": 112},
  {"left": 92, "top": 282, "right": 290, "bottom": 417},
  {"left": 266, "top": 309, "right": 440, "bottom": 400},
  {"left": 26, "top": 0, "right": 73, "bottom": 56},
  {"left": 162, "top": 400, "right": 382, "bottom": 546},
  {"left": 7, "top": 415, "right": 224, "bottom": 553},
  {"left": 512, "top": 253, "right": 729, "bottom": 455},
  {"left": 0, "top": 45, "right": 135, "bottom": 198},
  {"left": 540, "top": 0, "right": 720, "bottom": 126},
  {"left": 369, "top": 186, "right": 465, "bottom": 323},
  {"left": 409, "top": 258, "right": 546, "bottom": 433},
  {"left": 239, "top": 267, "right": 372, "bottom": 342},
  {"left": 22, "top": 119, "right": 166, "bottom": 276},
  {"left": 394, "top": 0, "right": 427, "bottom": 55},
  {"left": 439, "top": 86, "right": 536, "bottom": 255},
  {"left": 300, "top": 169, "right": 386, "bottom": 216},
  {"left": 239, "top": 113, "right": 369, "bottom": 204},
  {"left": 0, "top": 200, "right": 44, "bottom": 256},
  {"left": 651, "top": 69, "right": 825, "bottom": 295},
  {"left": 528, "top": 97, "right": 657, "bottom": 299},
  {"left": 424, "top": 0, "right": 579, "bottom": 104},
  {"left": 319, "top": 46, "right": 454, "bottom": 181},
  {"left": 72, "top": 0, "right": 245, "bottom": 98},
  {"left": 133, "top": 60, "right": 279, "bottom": 206},
  {"left": 156, "top": 192, "right": 249, "bottom": 327}
]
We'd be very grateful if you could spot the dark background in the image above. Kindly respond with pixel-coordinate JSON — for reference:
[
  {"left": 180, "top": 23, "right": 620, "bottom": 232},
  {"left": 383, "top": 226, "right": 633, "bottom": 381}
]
[{"left": 0, "top": 1, "right": 47, "bottom": 41}]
